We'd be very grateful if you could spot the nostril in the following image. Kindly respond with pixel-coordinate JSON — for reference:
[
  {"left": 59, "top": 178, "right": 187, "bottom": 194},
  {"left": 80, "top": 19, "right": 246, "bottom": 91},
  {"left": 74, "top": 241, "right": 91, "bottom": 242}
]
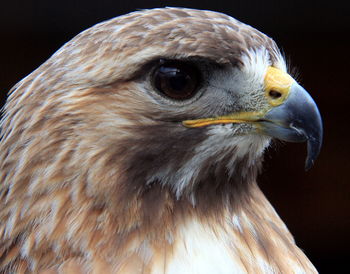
[{"left": 269, "top": 90, "right": 282, "bottom": 99}]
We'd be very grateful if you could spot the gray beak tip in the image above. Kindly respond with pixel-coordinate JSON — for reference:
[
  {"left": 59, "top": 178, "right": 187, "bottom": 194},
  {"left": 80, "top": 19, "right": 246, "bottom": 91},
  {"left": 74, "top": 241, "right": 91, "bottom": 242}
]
[
  {"left": 305, "top": 135, "right": 323, "bottom": 171},
  {"left": 305, "top": 158, "right": 314, "bottom": 171}
]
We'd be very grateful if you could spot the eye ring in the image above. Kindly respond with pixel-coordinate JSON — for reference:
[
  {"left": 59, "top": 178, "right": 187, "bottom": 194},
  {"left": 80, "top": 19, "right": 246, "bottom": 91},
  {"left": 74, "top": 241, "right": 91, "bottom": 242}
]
[{"left": 152, "top": 61, "right": 201, "bottom": 100}]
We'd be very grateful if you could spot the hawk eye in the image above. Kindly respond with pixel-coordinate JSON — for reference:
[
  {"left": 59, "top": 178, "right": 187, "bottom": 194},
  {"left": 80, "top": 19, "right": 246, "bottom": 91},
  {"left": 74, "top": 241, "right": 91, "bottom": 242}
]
[{"left": 153, "top": 61, "right": 200, "bottom": 100}]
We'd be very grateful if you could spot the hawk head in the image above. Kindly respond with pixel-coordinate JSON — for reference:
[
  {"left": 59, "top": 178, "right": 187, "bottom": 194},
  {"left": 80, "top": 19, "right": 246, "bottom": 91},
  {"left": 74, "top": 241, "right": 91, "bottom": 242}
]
[{"left": 0, "top": 7, "right": 322, "bottom": 273}]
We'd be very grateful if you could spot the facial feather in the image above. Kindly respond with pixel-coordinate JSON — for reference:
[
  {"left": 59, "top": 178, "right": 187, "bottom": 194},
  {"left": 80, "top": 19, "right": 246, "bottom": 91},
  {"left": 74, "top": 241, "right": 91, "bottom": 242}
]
[{"left": 0, "top": 7, "right": 318, "bottom": 273}]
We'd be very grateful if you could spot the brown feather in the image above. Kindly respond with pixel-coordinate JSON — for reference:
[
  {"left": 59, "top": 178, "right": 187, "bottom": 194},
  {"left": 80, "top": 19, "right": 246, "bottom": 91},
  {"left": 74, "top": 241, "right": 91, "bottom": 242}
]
[{"left": 0, "top": 7, "right": 316, "bottom": 273}]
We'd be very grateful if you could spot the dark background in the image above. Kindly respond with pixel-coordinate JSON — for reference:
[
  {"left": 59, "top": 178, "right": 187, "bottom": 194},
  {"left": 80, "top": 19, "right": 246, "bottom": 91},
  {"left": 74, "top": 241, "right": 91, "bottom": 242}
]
[{"left": 1, "top": 1, "right": 349, "bottom": 272}]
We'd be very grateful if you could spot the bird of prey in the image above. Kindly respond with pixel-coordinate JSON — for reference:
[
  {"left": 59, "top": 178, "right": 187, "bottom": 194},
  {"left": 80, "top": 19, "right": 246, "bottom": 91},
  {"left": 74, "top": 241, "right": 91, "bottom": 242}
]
[{"left": 0, "top": 7, "right": 322, "bottom": 274}]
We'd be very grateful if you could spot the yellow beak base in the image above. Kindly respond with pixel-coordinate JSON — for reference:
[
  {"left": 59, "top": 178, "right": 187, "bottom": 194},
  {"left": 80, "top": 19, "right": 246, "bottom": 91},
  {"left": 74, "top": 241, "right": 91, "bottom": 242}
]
[{"left": 182, "top": 66, "right": 295, "bottom": 128}]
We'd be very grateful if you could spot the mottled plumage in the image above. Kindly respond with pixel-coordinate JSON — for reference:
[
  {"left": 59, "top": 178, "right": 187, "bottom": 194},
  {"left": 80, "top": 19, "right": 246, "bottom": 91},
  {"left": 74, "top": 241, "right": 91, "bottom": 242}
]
[{"left": 0, "top": 8, "right": 321, "bottom": 273}]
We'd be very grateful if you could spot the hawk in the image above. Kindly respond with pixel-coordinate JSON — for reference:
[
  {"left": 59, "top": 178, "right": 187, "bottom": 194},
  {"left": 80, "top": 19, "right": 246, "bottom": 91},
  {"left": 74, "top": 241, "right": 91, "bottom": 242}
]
[{"left": 0, "top": 7, "right": 322, "bottom": 273}]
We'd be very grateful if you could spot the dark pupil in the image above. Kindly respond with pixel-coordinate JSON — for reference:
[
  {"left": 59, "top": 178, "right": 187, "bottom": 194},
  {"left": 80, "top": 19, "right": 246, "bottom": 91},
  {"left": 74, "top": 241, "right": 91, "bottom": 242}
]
[
  {"left": 155, "top": 64, "right": 198, "bottom": 100},
  {"left": 166, "top": 69, "right": 188, "bottom": 91}
]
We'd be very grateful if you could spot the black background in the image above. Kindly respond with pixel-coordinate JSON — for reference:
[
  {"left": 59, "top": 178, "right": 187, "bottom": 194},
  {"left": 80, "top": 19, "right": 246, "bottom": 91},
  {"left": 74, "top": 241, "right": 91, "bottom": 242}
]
[{"left": 1, "top": 1, "right": 349, "bottom": 272}]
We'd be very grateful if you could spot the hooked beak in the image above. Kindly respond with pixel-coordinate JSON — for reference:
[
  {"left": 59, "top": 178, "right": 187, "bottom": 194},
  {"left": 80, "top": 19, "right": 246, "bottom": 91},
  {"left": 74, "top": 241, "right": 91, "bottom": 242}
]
[
  {"left": 258, "top": 82, "right": 323, "bottom": 170},
  {"left": 182, "top": 67, "right": 323, "bottom": 170}
]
